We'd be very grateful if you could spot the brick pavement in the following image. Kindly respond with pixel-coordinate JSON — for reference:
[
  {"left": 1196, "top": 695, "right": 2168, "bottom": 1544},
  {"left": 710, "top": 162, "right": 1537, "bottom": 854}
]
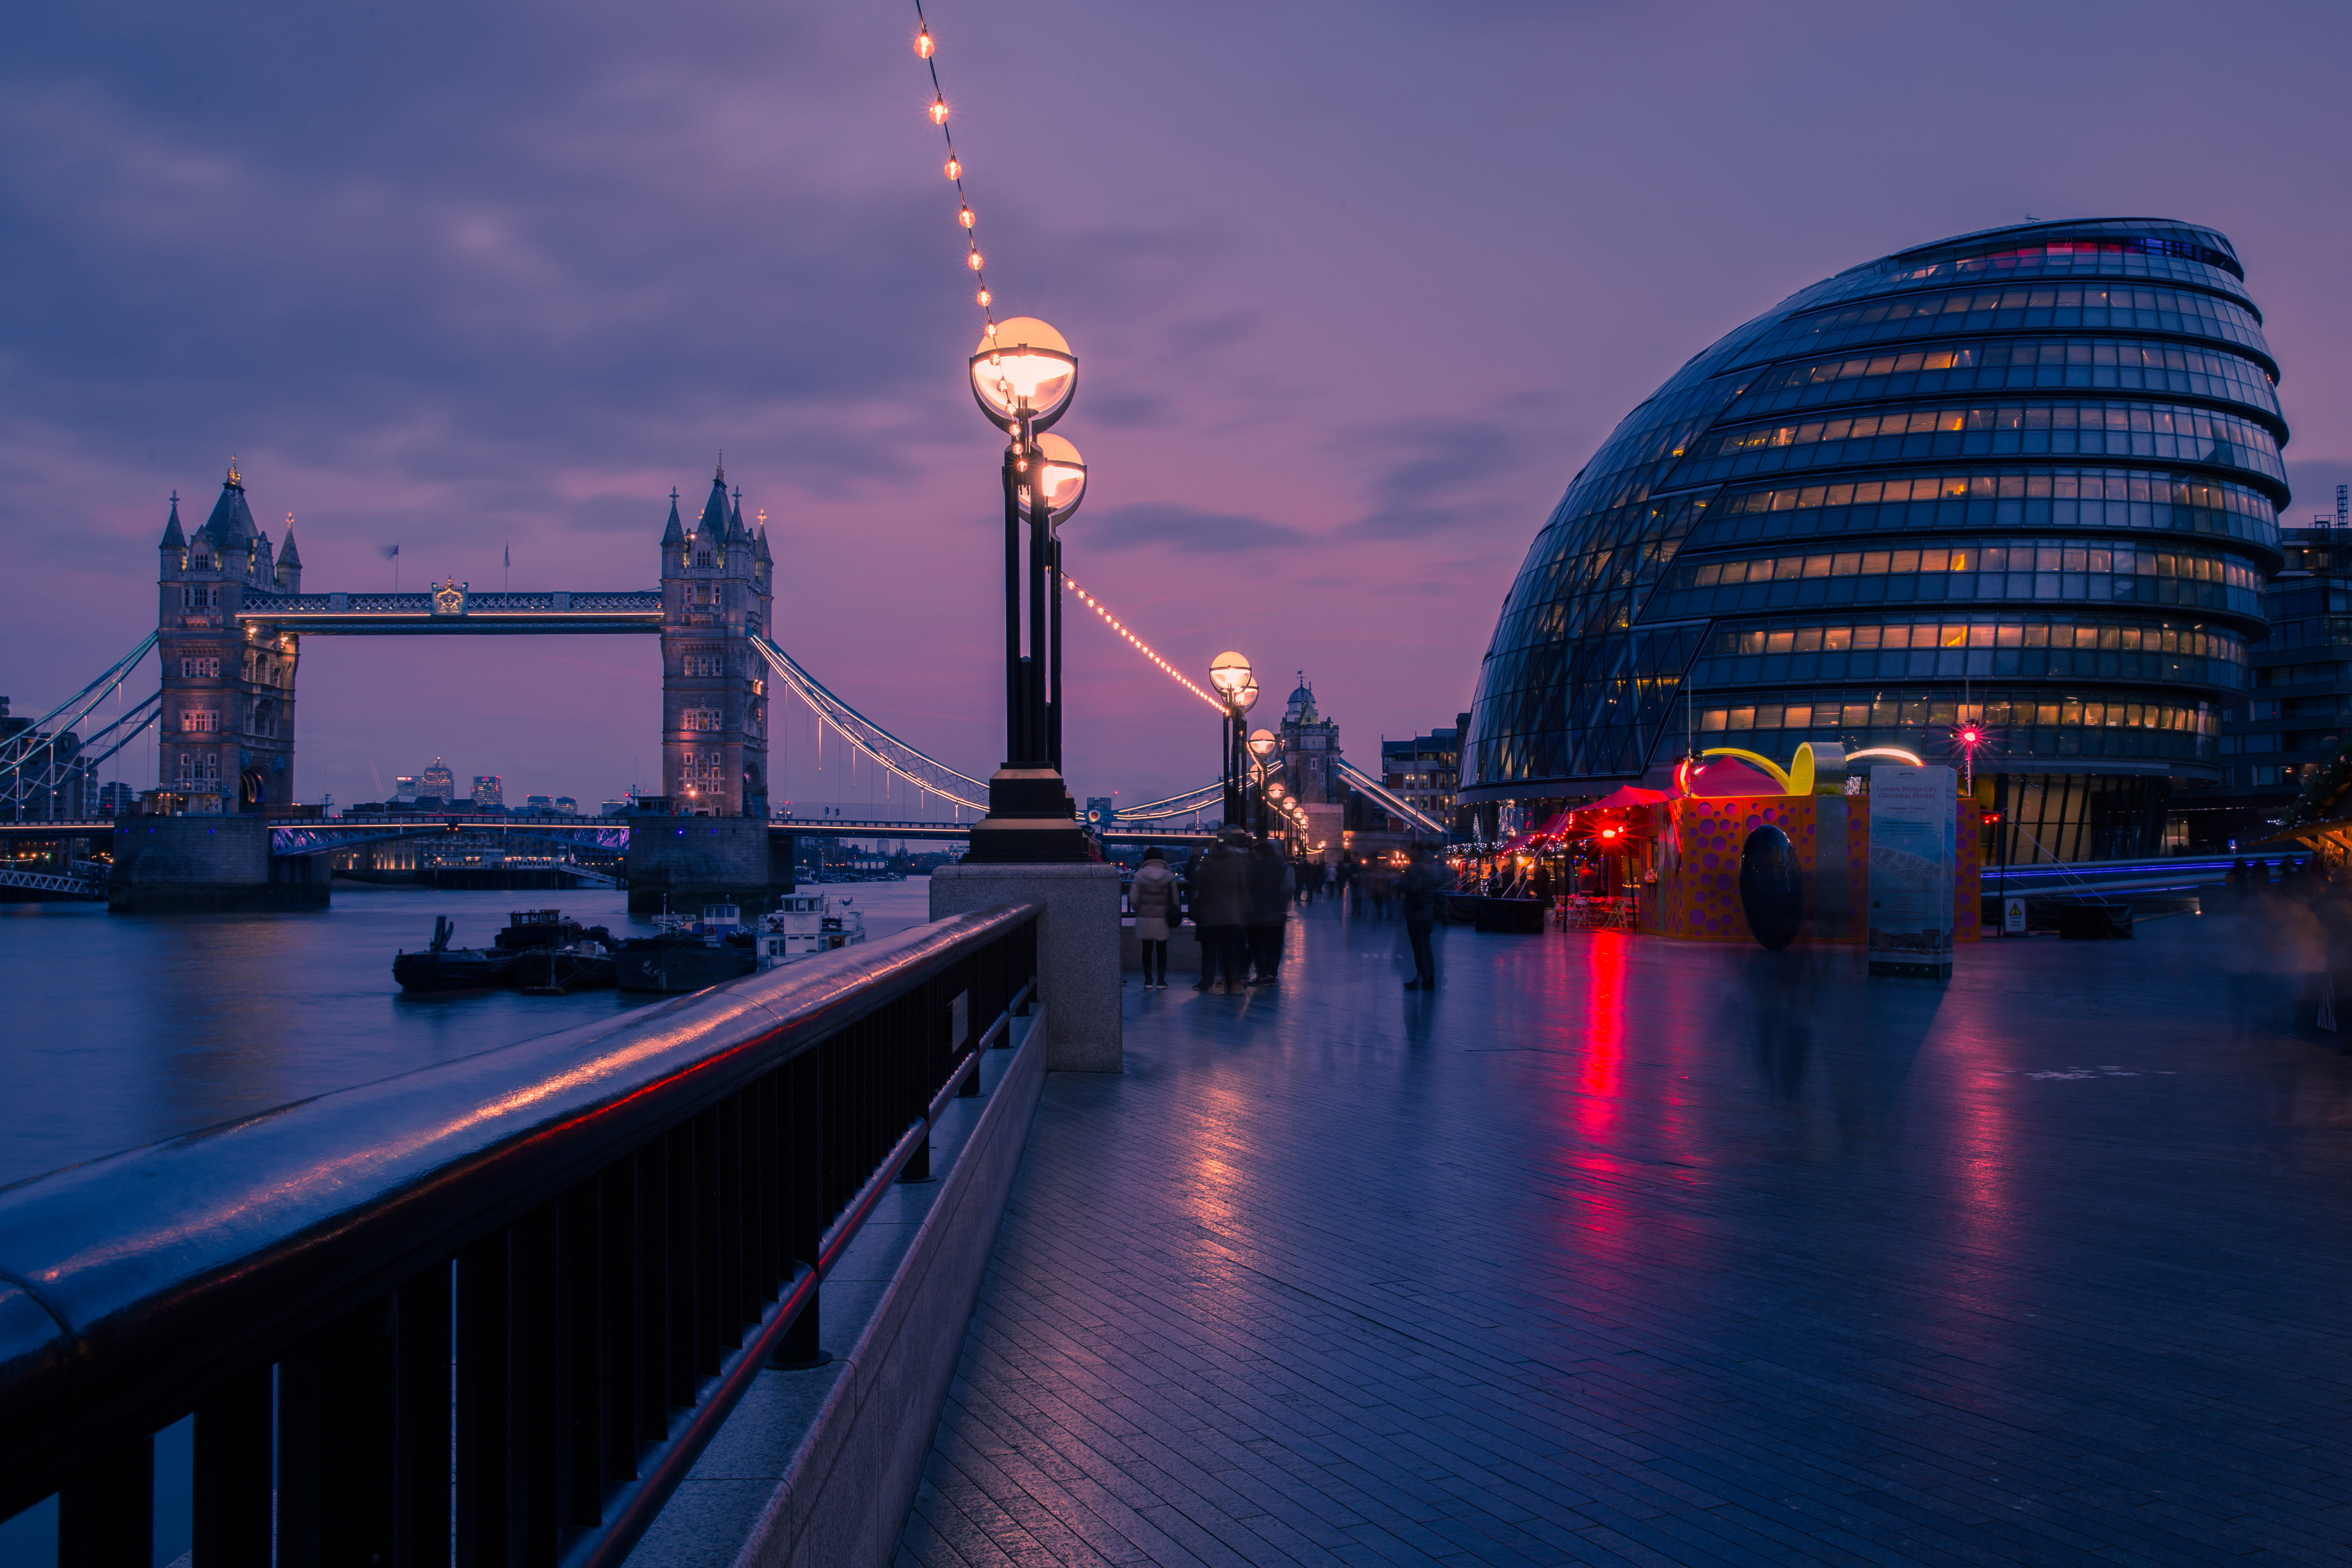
[{"left": 895, "top": 900, "right": 2352, "bottom": 1566}]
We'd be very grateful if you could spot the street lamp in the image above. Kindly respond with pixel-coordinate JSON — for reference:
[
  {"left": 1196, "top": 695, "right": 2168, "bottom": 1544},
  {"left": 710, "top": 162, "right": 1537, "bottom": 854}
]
[
  {"left": 963, "top": 317, "right": 1091, "bottom": 862},
  {"left": 1208, "top": 653, "right": 1253, "bottom": 828},
  {"left": 1248, "top": 728, "right": 1278, "bottom": 838},
  {"left": 1035, "top": 432, "right": 1087, "bottom": 770}
]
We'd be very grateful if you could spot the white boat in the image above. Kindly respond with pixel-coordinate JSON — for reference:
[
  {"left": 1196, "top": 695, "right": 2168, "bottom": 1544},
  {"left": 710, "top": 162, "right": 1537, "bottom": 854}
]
[{"left": 757, "top": 892, "right": 867, "bottom": 970}]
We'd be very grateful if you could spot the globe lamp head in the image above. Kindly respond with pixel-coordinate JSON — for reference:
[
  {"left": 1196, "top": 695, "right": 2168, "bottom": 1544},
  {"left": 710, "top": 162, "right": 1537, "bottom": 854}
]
[{"left": 970, "top": 317, "right": 1077, "bottom": 431}]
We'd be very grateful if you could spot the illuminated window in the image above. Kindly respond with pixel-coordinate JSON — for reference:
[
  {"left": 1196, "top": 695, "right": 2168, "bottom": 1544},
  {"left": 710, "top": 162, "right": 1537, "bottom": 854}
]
[{"left": 180, "top": 709, "right": 219, "bottom": 733}]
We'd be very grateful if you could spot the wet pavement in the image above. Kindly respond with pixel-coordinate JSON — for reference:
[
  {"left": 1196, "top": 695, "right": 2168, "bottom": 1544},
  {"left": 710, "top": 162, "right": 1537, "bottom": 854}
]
[{"left": 896, "top": 900, "right": 2352, "bottom": 1566}]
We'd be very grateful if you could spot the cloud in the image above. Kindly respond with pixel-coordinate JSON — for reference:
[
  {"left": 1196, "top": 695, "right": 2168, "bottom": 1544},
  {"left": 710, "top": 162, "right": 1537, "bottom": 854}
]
[
  {"left": 1337, "top": 415, "right": 1529, "bottom": 540},
  {"left": 1085, "top": 501, "right": 1308, "bottom": 552}
]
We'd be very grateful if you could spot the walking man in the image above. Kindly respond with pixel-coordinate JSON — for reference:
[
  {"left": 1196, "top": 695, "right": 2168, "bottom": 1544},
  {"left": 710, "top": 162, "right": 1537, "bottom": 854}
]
[
  {"left": 1246, "top": 836, "right": 1295, "bottom": 985},
  {"left": 1399, "top": 844, "right": 1444, "bottom": 990},
  {"left": 1190, "top": 828, "right": 1252, "bottom": 993}
]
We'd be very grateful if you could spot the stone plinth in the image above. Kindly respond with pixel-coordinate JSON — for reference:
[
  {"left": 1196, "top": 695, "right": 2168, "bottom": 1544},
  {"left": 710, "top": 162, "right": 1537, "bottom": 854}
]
[
  {"left": 931, "top": 862, "right": 1122, "bottom": 1072},
  {"left": 626, "top": 815, "right": 780, "bottom": 915},
  {"left": 109, "top": 815, "right": 329, "bottom": 912}
]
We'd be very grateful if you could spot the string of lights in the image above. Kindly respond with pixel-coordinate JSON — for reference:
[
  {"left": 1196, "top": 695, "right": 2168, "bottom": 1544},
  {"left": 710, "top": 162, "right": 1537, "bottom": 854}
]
[
  {"left": 1063, "top": 573, "right": 1227, "bottom": 712},
  {"left": 910, "top": 3, "right": 995, "bottom": 338},
  {"left": 904, "top": 13, "right": 1223, "bottom": 722}
]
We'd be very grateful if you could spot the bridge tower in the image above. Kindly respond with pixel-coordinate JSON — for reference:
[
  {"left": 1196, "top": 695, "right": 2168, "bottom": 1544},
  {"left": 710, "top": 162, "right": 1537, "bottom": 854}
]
[
  {"left": 156, "top": 465, "right": 301, "bottom": 813},
  {"left": 1278, "top": 674, "right": 1345, "bottom": 862},
  {"left": 658, "top": 462, "right": 772, "bottom": 818}
]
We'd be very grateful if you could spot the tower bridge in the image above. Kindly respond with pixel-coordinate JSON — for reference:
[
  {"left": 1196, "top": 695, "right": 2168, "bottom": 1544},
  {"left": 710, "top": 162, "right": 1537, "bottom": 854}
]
[{"left": 7, "top": 462, "right": 1441, "bottom": 908}]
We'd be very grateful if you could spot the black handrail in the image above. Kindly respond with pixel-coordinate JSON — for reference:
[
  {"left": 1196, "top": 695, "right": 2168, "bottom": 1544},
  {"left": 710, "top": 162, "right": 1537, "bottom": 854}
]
[{"left": 0, "top": 900, "right": 1040, "bottom": 1566}]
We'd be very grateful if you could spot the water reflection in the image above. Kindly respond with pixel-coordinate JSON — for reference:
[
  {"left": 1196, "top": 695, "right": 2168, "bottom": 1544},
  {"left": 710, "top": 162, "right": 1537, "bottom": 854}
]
[{"left": 0, "top": 878, "right": 938, "bottom": 1185}]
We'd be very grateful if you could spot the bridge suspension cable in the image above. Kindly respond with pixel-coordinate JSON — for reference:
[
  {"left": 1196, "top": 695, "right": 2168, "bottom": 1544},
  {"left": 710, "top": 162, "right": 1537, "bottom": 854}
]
[
  {"left": 1, "top": 633, "right": 159, "bottom": 817},
  {"left": 1333, "top": 756, "right": 1448, "bottom": 836},
  {"left": 1115, "top": 781, "right": 1226, "bottom": 821},
  {"left": 749, "top": 634, "right": 990, "bottom": 813}
]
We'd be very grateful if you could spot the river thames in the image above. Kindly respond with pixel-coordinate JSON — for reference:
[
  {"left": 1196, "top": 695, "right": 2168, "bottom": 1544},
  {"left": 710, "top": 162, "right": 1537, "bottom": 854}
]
[{"left": 0, "top": 877, "right": 938, "bottom": 1187}]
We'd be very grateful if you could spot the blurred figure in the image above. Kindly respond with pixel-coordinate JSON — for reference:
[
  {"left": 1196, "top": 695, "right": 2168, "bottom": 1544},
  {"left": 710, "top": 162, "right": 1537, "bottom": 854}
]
[
  {"left": 1190, "top": 828, "right": 1252, "bottom": 994},
  {"left": 1246, "top": 836, "right": 1295, "bottom": 984},
  {"left": 1340, "top": 852, "right": 1361, "bottom": 916},
  {"left": 1131, "top": 846, "right": 1179, "bottom": 990},
  {"left": 1399, "top": 844, "right": 1444, "bottom": 990}
]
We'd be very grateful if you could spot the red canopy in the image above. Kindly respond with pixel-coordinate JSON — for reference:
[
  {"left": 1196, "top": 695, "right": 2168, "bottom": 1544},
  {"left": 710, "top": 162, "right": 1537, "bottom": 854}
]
[
  {"left": 1584, "top": 786, "right": 1669, "bottom": 812},
  {"left": 1683, "top": 755, "right": 1784, "bottom": 798}
]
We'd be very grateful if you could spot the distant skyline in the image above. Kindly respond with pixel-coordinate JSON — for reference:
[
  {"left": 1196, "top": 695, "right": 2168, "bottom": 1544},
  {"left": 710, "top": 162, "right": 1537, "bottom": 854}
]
[{"left": 4, "top": 0, "right": 2349, "bottom": 807}]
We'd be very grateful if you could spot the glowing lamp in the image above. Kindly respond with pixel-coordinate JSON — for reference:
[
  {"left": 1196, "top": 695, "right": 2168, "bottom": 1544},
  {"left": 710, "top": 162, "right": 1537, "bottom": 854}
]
[
  {"left": 1235, "top": 679, "right": 1259, "bottom": 713},
  {"left": 1248, "top": 728, "right": 1279, "bottom": 761},
  {"left": 1208, "top": 651, "right": 1254, "bottom": 697},
  {"left": 969, "top": 317, "right": 1076, "bottom": 431},
  {"left": 1036, "top": 432, "right": 1087, "bottom": 523}
]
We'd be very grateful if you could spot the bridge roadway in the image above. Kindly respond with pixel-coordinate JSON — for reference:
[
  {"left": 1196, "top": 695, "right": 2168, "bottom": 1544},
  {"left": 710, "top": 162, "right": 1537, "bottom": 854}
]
[
  {"left": 0, "top": 814, "right": 1216, "bottom": 850},
  {"left": 891, "top": 900, "right": 2352, "bottom": 1568}
]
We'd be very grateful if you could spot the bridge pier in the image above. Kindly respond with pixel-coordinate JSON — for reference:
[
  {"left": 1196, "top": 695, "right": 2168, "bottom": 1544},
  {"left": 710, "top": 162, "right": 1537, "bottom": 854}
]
[
  {"left": 108, "top": 815, "right": 329, "bottom": 912},
  {"left": 624, "top": 815, "right": 787, "bottom": 915}
]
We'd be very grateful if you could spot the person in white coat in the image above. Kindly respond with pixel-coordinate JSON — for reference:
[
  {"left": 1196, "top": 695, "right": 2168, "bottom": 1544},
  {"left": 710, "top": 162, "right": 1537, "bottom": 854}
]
[{"left": 1130, "top": 848, "right": 1181, "bottom": 989}]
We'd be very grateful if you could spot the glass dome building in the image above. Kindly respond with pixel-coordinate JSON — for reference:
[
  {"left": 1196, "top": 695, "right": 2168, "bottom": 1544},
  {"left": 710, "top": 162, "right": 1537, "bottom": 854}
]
[{"left": 1461, "top": 218, "right": 2285, "bottom": 860}]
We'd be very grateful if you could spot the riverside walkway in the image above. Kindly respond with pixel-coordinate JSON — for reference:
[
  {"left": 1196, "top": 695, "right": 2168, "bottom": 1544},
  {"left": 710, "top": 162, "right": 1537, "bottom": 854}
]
[{"left": 895, "top": 900, "right": 2352, "bottom": 1567}]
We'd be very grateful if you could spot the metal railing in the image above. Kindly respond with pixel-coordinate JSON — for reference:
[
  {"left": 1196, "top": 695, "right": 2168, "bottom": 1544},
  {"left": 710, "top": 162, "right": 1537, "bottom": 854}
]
[{"left": 0, "top": 901, "right": 1040, "bottom": 1567}]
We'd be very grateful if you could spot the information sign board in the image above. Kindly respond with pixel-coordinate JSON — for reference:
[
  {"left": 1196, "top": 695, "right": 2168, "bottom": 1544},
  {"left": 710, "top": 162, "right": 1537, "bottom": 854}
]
[
  {"left": 2003, "top": 896, "right": 2027, "bottom": 935},
  {"left": 1868, "top": 765, "right": 1956, "bottom": 979}
]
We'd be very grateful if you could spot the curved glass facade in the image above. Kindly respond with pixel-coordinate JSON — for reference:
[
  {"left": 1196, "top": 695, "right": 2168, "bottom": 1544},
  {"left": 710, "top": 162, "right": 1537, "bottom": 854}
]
[{"left": 1464, "top": 218, "right": 2283, "bottom": 853}]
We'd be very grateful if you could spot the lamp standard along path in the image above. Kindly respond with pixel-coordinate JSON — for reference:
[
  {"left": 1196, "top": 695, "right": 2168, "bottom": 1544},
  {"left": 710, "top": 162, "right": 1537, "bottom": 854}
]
[{"left": 930, "top": 316, "right": 1122, "bottom": 1073}]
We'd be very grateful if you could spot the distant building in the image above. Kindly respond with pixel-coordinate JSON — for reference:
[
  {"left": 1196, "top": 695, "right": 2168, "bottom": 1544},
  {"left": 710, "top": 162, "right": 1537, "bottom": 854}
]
[
  {"left": 2186, "top": 507, "right": 2352, "bottom": 847},
  {"left": 394, "top": 775, "right": 419, "bottom": 803},
  {"left": 1382, "top": 715, "right": 1469, "bottom": 831},
  {"left": 524, "top": 794, "right": 555, "bottom": 813},
  {"left": 555, "top": 796, "right": 580, "bottom": 815},
  {"left": 471, "top": 775, "right": 504, "bottom": 811},
  {"left": 421, "top": 759, "right": 454, "bottom": 801},
  {"left": 600, "top": 798, "right": 632, "bottom": 818},
  {"left": 98, "top": 780, "right": 137, "bottom": 816},
  {"left": 1276, "top": 676, "right": 1346, "bottom": 856}
]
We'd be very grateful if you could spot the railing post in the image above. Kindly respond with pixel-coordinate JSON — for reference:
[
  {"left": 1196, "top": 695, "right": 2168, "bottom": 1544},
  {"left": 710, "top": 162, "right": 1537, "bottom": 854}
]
[
  {"left": 57, "top": 1435, "right": 152, "bottom": 1568},
  {"left": 772, "top": 1046, "right": 828, "bottom": 1369},
  {"left": 396, "top": 1262, "right": 457, "bottom": 1564},
  {"left": 278, "top": 1300, "right": 398, "bottom": 1567},
  {"left": 454, "top": 1229, "right": 515, "bottom": 1567},
  {"left": 192, "top": 1367, "right": 272, "bottom": 1565}
]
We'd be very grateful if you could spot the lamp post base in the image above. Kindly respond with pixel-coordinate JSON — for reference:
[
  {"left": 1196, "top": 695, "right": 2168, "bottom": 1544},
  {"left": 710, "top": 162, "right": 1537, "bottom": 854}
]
[{"left": 962, "top": 766, "right": 1097, "bottom": 864}]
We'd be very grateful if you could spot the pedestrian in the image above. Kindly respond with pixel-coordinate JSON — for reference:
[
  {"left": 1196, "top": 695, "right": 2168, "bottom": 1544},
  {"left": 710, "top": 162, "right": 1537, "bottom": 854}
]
[
  {"left": 1130, "top": 846, "right": 1180, "bottom": 990},
  {"left": 1246, "top": 836, "right": 1294, "bottom": 984},
  {"left": 1339, "top": 852, "right": 1360, "bottom": 915},
  {"left": 1190, "top": 828, "right": 1252, "bottom": 993},
  {"left": 1399, "top": 844, "right": 1444, "bottom": 990}
]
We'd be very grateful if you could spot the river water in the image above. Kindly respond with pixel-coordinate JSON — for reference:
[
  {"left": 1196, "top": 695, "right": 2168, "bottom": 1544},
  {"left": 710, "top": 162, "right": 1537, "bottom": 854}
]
[{"left": 0, "top": 876, "right": 938, "bottom": 1188}]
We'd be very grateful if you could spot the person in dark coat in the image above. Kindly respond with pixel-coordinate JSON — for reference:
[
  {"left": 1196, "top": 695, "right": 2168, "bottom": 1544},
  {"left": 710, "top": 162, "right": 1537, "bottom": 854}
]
[
  {"left": 1245, "top": 836, "right": 1295, "bottom": 984},
  {"left": 1399, "top": 844, "right": 1445, "bottom": 990},
  {"left": 1189, "top": 828, "right": 1253, "bottom": 993},
  {"left": 1130, "top": 847, "right": 1180, "bottom": 989}
]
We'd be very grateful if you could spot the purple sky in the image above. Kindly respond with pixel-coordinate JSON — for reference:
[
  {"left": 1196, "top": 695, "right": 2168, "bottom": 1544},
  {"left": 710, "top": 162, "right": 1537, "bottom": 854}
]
[{"left": 4, "top": 0, "right": 2348, "bottom": 812}]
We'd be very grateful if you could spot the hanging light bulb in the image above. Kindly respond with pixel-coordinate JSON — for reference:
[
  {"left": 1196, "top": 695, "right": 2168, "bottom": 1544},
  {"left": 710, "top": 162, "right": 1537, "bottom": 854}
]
[
  {"left": 945, "top": 156, "right": 961, "bottom": 180},
  {"left": 929, "top": 98, "right": 948, "bottom": 125},
  {"left": 960, "top": 206, "right": 976, "bottom": 229},
  {"left": 977, "top": 290, "right": 993, "bottom": 309},
  {"left": 915, "top": 27, "right": 934, "bottom": 57},
  {"left": 967, "top": 249, "right": 984, "bottom": 270}
]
